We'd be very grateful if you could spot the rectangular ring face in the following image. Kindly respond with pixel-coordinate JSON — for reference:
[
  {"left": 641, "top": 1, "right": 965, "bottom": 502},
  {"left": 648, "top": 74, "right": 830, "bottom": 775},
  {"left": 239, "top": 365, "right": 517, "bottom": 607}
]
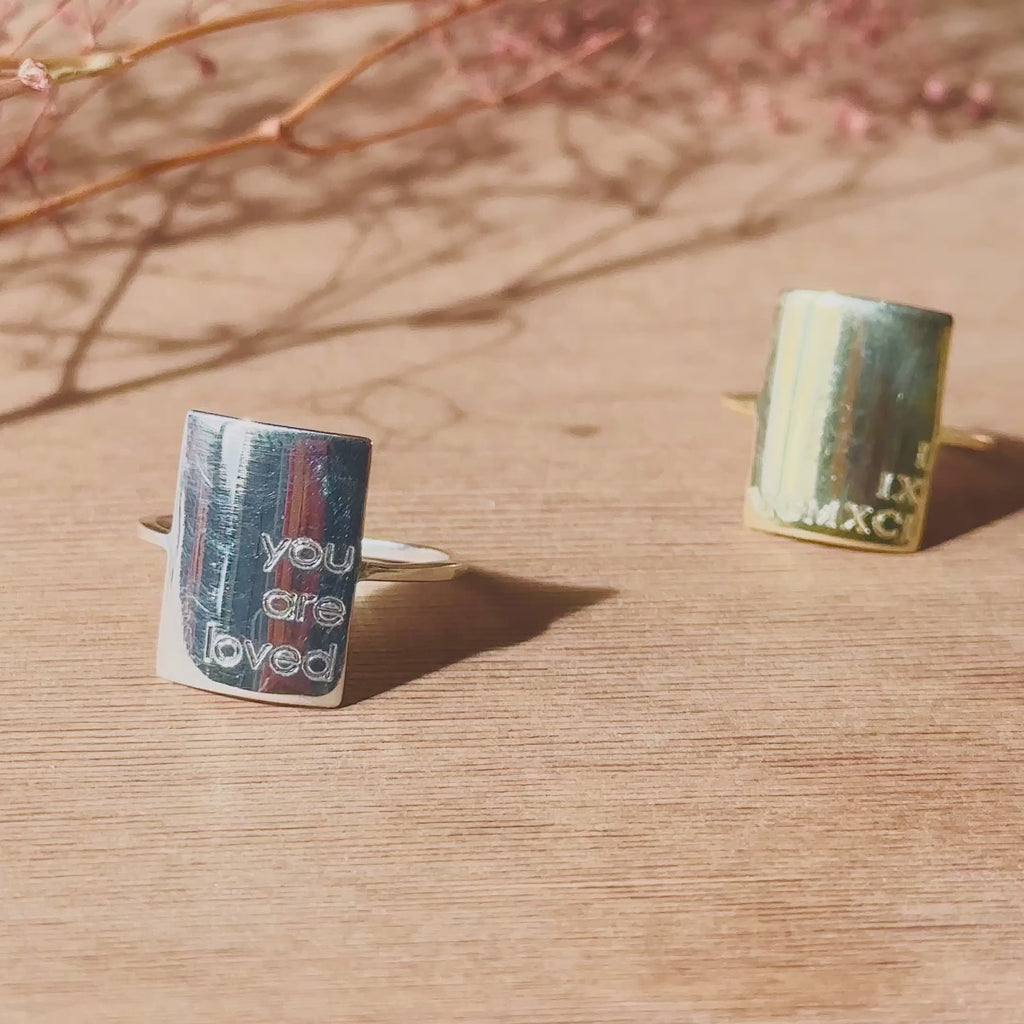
[
  {"left": 746, "top": 290, "right": 952, "bottom": 552},
  {"left": 157, "top": 411, "right": 371, "bottom": 706}
]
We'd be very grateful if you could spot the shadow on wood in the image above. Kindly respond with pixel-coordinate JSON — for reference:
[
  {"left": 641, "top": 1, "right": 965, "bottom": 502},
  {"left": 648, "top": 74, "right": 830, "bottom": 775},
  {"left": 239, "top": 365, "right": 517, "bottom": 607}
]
[
  {"left": 341, "top": 569, "right": 616, "bottom": 706},
  {"left": 923, "top": 434, "right": 1024, "bottom": 549}
]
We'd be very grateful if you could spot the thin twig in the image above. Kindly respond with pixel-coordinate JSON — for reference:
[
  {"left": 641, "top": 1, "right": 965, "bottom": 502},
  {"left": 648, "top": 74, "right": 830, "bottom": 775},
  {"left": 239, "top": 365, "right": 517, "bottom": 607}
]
[
  {"left": 127, "top": 0, "right": 421, "bottom": 62},
  {"left": 283, "top": 28, "right": 625, "bottom": 156},
  {"left": 2, "top": 134, "right": 267, "bottom": 230},
  {"left": 12, "top": 0, "right": 77, "bottom": 54},
  {"left": 0, "top": 0, "right": 433, "bottom": 88},
  {"left": 0, "top": 0, "right": 497, "bottom": 90},
  {"left": 279, "top": 0, "right": 500, "bottom": 127},
  {"left": 0, "top": 2, "right": 484, "bottom": 230}
]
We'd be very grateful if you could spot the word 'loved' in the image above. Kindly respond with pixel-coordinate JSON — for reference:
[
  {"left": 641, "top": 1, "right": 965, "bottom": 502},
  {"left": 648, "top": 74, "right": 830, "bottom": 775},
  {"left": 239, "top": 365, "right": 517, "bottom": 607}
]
[{"left": 203, "top": 623, "right": 338, "bottom": 682}]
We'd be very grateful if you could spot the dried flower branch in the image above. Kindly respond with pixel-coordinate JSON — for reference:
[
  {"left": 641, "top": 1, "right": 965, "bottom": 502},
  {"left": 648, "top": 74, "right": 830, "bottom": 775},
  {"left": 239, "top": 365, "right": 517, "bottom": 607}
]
[
  {"left": 0, "top": 0, "right": 1009, "bottom": 236},
  {"left": 0, "top": 1, "right": 508, "bottom": 231},
  {"left": 0, "top": 0, "right": 634, "bottom": 232},
  {"left": 430, "top": 0, "right": 1002, "bottom": 136}
]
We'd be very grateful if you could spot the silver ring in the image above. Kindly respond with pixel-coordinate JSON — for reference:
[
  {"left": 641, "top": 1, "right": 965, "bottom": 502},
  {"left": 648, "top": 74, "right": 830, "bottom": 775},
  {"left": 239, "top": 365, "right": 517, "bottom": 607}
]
[{"left": 140, "top": 410, "right": 463, "bottom": 708}]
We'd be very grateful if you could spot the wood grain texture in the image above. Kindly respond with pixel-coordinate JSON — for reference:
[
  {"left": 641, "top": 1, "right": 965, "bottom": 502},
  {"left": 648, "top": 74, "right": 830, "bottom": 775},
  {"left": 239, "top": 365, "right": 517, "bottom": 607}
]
[{"left": 2, "top": 17, "right": 1024, "bottom": 1022}]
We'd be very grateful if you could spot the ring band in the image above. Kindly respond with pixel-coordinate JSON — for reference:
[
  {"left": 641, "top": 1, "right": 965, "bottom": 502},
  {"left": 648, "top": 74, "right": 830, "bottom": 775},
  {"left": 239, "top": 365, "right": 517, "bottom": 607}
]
[
  {"left": 138, "top": 514, "right": 462, "bottom": 582},
  {"left": 722, "top": 393, "right": 994, "bottom": 452}
]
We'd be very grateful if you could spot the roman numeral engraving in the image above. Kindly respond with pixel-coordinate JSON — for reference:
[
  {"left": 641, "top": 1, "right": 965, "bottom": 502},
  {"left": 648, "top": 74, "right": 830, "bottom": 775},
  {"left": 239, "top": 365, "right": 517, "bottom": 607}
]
[
  {"left": 877, "top": 472, "right": 923, "bottom": 509},
  {"left": 840, "top": 503, "right": 873, "bottom": 535},
  {"left": 747, "top": 488, "right": 914, "bottom": 544}
]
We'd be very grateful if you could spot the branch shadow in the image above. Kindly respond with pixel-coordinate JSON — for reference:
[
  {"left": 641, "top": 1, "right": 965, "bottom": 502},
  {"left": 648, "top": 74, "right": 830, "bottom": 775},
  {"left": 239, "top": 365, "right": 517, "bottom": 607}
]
[
  {"left": 2, "top": 130, "right": 1020, "bottom": 436},
  {"left": 0, "top": 0, "right": 1022, "bottom": 430},
  {"left": 341, "top": 569, "right": 616, "bottom": 706},
  {"left": 922, "top": 435, "right": 1024, "bottom": 549}
]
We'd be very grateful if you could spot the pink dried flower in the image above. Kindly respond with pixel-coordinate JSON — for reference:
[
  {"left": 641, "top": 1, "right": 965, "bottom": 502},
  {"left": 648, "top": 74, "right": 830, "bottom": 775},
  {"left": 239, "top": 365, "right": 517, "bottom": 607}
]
[
  {"left": 16, "top": 57, "right": 50, "bottom": 92},
  {"left": 965, "top": 80, "right": 995, "bottom": 120},
  {"left": 425, "top": 0, "right": 969, "bottom": 140},
  {"left": 922, "top": 76, "right": 949, "bottom": 106},
  {"left": 750, "top": 86, "right": 790, "bottom": 134},
  {"left": 835, "top": 98, "right": 872, "bottom": 140},
  {"left": 25, "top": 151, "right": 49, "bottom": 175},
  {"left": 633, "top": 5, "right": 657, "bottom": 40},
  {"left": 0, "top": 0, "right": 1013, "bottom": 227},
  {"left": 256, "top": 116, "right": 282, "bottom": 140},
  {"left": 190, "top": 51, "right": 218, "bottom": 78},
  {"left": 539, "top": 12, "right": 566, "bottom": 42}
]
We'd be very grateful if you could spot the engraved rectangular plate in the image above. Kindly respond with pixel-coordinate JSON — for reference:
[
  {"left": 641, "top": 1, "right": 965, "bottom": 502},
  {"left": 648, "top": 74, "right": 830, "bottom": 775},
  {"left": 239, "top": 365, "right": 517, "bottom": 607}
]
[
  {"left": 156, "top": 411, "right": 371, "bottom": 707},
  {"left": 745, "top": 290, "right": 951, "bottom": 552}
]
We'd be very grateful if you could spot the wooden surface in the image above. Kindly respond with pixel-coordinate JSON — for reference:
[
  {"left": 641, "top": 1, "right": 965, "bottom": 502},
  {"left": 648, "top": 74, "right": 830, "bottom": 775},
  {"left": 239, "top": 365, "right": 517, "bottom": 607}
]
[{"left": 2, "top": 18, "right": 1024, "bottom": 1022}]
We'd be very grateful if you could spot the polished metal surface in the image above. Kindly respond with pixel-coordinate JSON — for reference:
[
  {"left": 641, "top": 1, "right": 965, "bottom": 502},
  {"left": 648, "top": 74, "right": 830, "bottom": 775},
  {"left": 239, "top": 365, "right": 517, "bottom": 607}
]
[
  {"left": 742, "top": 290, "right": 955, "bottom": 552},
  {"left": 143, "top": 411, "right": 460, "bottom": 707}
]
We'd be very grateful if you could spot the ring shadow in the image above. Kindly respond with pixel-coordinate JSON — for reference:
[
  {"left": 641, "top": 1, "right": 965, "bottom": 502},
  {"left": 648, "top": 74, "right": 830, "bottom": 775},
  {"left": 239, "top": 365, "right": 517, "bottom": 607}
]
[
  {"left": 341, "top": 569, "right": 617, "bottom": 706},
  {"left": 923, "top": 434, "right": 1024, "bottom": 549}
]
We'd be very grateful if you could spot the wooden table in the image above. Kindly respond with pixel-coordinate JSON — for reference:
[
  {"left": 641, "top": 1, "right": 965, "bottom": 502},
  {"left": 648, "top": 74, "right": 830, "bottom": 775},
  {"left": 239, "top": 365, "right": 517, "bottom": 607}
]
[{"left": 2, "top": 18, "right": 1023, "bottom": 1021}]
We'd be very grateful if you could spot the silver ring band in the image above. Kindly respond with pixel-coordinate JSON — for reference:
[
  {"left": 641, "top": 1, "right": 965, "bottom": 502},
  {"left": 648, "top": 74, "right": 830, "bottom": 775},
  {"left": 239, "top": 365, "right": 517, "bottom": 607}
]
[{"left": 138, "top": 514, "right": 462, "bottom": 582}]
